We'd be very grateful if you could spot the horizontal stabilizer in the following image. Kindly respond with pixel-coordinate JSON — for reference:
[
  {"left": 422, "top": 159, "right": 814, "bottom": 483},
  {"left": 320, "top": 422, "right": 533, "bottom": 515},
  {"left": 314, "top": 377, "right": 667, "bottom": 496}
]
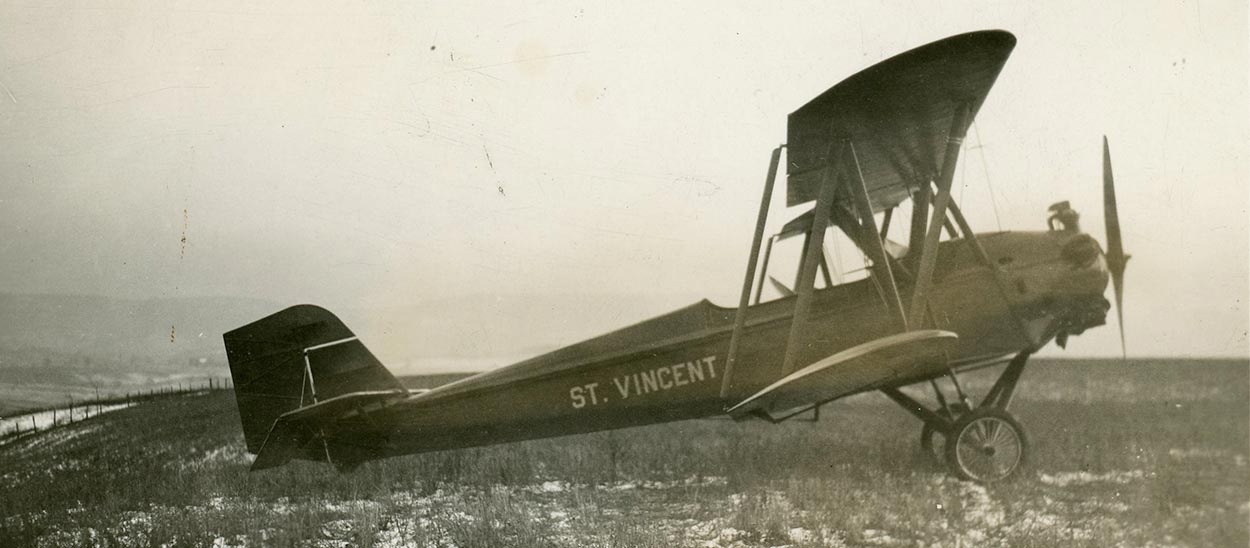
[
  {"left": 250, "top": 391, "right": 408, "bottom": 471},
  {"left": 728, "top": 330, "right": 958, "bottom": 420},
  {"left": 251, "top": 414, "right": 316, "bottom": 471}
]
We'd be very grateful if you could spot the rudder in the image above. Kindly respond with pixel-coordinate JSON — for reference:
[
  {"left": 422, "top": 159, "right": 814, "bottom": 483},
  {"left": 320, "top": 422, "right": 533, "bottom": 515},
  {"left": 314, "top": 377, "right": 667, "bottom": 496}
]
[{"left": 223, "top": 305, "right": 404, "bottom": 454}]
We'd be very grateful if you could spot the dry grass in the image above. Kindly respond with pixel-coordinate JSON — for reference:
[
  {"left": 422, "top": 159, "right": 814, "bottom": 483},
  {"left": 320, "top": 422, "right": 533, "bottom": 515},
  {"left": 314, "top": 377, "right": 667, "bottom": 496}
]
[{"left": 0, "top": 359, "right": 1246, "bottom": 547}]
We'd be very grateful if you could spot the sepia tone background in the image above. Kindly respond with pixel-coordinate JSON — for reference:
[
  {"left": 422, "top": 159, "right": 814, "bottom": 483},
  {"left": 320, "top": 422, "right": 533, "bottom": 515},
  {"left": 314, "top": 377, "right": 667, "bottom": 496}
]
[
  {"left": 1, "top": 3, "right": 1246, "bottom": 547},
  {"left": 0, "top": 1, "right": 1245, "bottom": 383}
]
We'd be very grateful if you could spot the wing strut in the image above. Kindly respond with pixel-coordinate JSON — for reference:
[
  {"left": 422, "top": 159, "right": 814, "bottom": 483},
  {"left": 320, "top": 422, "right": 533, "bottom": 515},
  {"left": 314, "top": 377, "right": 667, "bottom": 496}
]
[
  {"left": 908, "top": 184, "right": 930, "bottom": 264},
  {"left": 846, "top": 141, "right": 908, "bottom": 332},
  {"left": 779, "top": 143, "right": 841, "bottom": 375},
  {"left": 907, "top": 103, "right": 971, "bottom": 328},
  {"left": 720, "top": 145, "right": 784, "bottom": 399},
  {"left": 752, "top": 235, "right": 778, "bottom": 304},
  {"left": 945, "top": 196, "right": 994, "bottom": 268},
  {"left": 793, "top": 229, "right": 836, "bottom": 289}
]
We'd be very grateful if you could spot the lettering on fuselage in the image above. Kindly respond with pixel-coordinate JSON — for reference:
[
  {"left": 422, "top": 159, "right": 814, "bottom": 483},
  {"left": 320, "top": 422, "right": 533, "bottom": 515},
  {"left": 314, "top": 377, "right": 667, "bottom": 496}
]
[{"left": 568, "top": 356, "right": 717, "bottom": 409}]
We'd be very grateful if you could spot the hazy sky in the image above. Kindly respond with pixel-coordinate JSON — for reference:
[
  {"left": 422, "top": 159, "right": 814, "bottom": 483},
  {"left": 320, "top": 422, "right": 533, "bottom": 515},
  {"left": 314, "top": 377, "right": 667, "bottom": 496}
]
[{"left": 1, "top": 1, "right": 1246, "bottom": 358}]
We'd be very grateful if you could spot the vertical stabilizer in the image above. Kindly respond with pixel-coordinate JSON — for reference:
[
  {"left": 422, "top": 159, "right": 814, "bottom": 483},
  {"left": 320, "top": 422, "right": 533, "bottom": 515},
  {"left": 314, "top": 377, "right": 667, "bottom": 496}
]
[{"left": 223, "top": 305, "right": 403, "bottom": 454}]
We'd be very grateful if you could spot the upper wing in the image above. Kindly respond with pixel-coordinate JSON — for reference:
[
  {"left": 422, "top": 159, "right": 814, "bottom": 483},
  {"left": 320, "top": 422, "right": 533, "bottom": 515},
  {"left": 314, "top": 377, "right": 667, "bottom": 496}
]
[
  {"left": 727, "top": 330, "right": 958, "bottom": 421},
  {"left": 786, "top": 30, "right": 1016, "bottom": 211}
]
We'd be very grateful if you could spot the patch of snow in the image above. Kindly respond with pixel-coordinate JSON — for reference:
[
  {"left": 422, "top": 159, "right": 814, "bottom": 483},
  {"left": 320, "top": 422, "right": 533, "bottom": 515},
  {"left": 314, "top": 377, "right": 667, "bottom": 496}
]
[
  {"left": 322, "top": 499, "right": 380, "bottom": 513},
  {"left": 540, "top": 480, "right": 565, "bottom": 493},
  {"left": 1006, "top": 508, "right": 1059, "bottom": 530},
  {"left": 606, "top": 481, "right": 637, "bottom": 491},
  {"left": 1038, "top": 470, "right": 1145, "bottom": 487},
  {"left": 270, "top": 498, "right": 295, "bottom": 516},
  {"left": 547, "top": 509, "right": 571, "bottom": 531},
  {"left": 1167, "top": 447, "right": 1229, "bottom": 459},
  {"left": 447, "top": 510, "right": 476, "bottom": 523},
  {"left": 320, "top": 519, "right": 354, "bottom": 540},
  {"left": 0, "top": 403, "right": 135, "bottom": 438},
  {"left": 211, "top": 536, "right": 250, "bottom": 548},
  {"left": 957, "top": 482, "right": 1004, "bottom": 529},
  {"left": 861, "top": 528, "right": 896, "bottom": 545},
  {"left": 181, "top": 444, "right": 250, "bottom": 471},
  {"left": 819, "top": 528, "right": 850, "bottom": 548},
  {"left": 963, "top": 528, "right": 988, "bottom": 544},
  {"left": 603, "top": 475, "right": 727, "bottom": 492},
  {"left": 371, "top": 519, "right": 423, "bottom": 548},
  {"left": 689, "top": 518, "right": 721, "bottom": 538},
  {"left": 684, "top": 475, "right": 727, "bottom": 487},
  {"left": 787, "top": 527, "right": 812, "bottom": 543}
]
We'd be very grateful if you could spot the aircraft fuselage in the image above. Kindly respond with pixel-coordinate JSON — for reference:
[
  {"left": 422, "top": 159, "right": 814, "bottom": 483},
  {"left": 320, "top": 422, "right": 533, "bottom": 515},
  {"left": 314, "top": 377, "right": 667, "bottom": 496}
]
[{"left": 345, "top": 228, "right": 1109, "bottom": 459}]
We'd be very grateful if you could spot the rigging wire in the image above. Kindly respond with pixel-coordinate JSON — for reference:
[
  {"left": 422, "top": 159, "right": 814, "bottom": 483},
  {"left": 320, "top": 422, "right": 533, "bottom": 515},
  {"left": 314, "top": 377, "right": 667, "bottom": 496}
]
[
  {"left": 823, "top": 240, "right": 843, "bottom": 285},
  {"left": 831, "top": 230, "right": 845, "bottom": 281},
  {"left": 972, "top": 121, "right": 1004, "bottom": 232},
  {"left": 859, "top": 231, "right": 890, "bottom": 309},
  {"left": 959, "top": 132, "right": 969, "bottom": 210}
]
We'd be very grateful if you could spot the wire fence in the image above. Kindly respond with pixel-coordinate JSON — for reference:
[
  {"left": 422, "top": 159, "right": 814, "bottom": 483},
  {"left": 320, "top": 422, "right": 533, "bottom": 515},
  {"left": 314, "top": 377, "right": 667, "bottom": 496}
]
[{"left": 0, "top": 377, "right": 233, "bottom": 440}]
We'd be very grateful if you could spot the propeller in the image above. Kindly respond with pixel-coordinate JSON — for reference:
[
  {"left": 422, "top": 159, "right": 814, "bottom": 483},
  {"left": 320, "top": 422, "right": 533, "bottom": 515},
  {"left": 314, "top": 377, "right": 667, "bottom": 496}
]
[{"left": 1102, "top": 136, "right": 1130, "bottom": 358}]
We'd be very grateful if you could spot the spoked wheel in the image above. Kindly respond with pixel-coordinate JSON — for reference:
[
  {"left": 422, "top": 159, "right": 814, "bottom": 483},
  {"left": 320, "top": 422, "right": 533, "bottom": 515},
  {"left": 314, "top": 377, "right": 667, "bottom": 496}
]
[
  {"left": 945, "top": 408, "right": 1028, "bottom": 483},
  {"left": 919, "top": 403, "right": 969, "bottom": 465}
]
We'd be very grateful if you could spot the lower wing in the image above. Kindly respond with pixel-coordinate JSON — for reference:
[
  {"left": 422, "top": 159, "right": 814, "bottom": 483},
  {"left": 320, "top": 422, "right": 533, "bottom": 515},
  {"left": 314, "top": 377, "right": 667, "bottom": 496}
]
[{"left": 727, "top": 330, "right": 958, "bottom": 421}]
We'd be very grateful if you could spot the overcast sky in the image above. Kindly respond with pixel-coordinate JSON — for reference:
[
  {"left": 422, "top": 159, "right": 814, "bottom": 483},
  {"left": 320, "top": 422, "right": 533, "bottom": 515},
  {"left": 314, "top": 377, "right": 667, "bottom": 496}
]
[{"left": 1, "top": 1, "right": 1246, "bottom": 358}]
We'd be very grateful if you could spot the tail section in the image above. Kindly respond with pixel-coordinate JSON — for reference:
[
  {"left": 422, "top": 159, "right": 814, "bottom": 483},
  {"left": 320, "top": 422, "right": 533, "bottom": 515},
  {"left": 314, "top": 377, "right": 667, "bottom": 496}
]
[{"left": 223, "top": 305, "right": 404, "bottom": 455}]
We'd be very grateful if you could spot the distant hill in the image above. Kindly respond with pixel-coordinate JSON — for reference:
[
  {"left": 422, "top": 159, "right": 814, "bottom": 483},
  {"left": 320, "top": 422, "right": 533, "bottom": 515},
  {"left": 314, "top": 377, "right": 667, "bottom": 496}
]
[
  {"left": 0, "top": 291, "right": 701, "bottom": 408},
  {"left": 0, "top": 293, "right": 286, "bottom": 411},
  {"left": 0, "top": 291, "right": 696, "bottom": 364},
  {"left": 0, "top": 293, "right": 282, "bottom": 369}
]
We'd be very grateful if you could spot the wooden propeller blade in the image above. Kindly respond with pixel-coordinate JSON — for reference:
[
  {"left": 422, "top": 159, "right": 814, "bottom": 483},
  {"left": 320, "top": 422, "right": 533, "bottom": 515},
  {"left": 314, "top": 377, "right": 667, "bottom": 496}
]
[{"left": 1103, "top": 136, "right": 1130, "bottom": 358}]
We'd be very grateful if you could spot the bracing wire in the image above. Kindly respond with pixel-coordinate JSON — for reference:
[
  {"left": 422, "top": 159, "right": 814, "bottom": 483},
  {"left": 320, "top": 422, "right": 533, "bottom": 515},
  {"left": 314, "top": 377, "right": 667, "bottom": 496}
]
[
  {"left": 959, "top": 132, "right": 969, "bottom": 210},
  {"left": 823, "top": 240, "right": 843, "bottom": 285},
  {"left": 972, "top": 121, "right": 1004, "bottom": 232},
  {"left": 831, "top": 231, "right": 845, "bottom": 280}
]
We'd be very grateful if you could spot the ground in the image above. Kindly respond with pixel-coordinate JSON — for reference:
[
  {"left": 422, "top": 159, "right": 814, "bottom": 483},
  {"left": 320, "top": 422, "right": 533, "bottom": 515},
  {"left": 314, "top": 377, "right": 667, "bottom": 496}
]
[{"left": 0, "top": 359, "right": 1246, "bottom": 547}]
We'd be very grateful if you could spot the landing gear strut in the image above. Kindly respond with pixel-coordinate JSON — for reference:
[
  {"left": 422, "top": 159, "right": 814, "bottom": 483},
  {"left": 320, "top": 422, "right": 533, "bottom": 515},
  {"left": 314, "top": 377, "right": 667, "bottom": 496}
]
[
  {"left": 882, "top": 351, "right": 1032, "bottom": 482},
  {"left": 919, "top": 401, "right": 968, "bottom": 464}
]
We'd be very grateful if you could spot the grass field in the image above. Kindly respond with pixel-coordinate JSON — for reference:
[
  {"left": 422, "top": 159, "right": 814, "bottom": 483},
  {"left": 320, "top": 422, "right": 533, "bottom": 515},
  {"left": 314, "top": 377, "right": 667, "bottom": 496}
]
[{"left": 1, "top": 359, "right": 1246, "bottom": 547}]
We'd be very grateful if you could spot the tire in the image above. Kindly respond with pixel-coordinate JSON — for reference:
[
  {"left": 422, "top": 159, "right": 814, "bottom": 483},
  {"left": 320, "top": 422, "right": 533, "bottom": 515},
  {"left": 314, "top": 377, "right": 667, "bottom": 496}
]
[
  {"left": 920, "top": 403, "right": 969, "bottom": 465},
  {"left": 944, "top": 407, "right": 1028, "bottom": 483}
]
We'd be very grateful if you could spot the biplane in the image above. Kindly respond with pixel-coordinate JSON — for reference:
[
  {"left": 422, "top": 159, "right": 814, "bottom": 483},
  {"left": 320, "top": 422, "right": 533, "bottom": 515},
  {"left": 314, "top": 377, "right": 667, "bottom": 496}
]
[{"left": 224, "top": 30, "right": 1129, "bottom": 482}]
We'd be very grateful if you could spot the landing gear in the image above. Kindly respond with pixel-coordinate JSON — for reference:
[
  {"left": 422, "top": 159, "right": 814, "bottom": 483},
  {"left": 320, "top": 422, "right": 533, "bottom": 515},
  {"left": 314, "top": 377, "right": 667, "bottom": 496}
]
[
  {"left": 945, "top": 408, "right": 1028, "bottom": 482},
  {"left": 884, "top": 351, "right": 1033, "bottom": 482},
  {"left": 919, "top": 402, "right": 968, "bottom": 465}
]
